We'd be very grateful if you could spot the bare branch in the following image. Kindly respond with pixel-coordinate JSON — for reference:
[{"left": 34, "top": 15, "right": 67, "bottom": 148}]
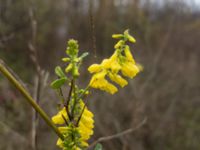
[
  {"left": 0, "top": 60, "right": 64, "bottom": 140},
  {"left": 88, "top": 117, "right": 147, "bottom": 149},
  {"left": 89, "top": 0, "right": 97, "bottom": 58}
]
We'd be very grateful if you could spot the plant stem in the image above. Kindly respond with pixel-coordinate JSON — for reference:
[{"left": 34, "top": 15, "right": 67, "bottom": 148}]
[
  {"left": 65, "top": 80, "right": 74, "bottom": 121},
  {"left": 75, "top": 86, "right": 90, "bottom": 126},
  {"left": 0, "top": 60, "right": 64, "bottom": 140},
  {"left": 71, "top": 79, "right": 77, "bottom": 120}
]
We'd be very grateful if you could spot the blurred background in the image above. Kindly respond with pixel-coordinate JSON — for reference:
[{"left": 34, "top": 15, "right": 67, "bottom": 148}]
[{"left": 0, "top": 0, "right": 200, "bottom": 150}]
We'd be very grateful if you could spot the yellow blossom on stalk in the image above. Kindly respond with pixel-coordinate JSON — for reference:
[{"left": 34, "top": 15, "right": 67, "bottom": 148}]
[
  {"left": 89, "top": 71, "right": 118, "bottom": 94},
  {"left": 88, "top": 29, "right": 142, "bottom": 94},
  {"left": 108, "top": 73, "right": 128, "bottom": 87},
  {"left": 124, "top": 29, "right": 136, "bottom": 43},
  {"left": 121, "top": 62, "right": 140, "bottom": 78},
  {"left": 88, "top": 64, "right": 102, "bottom": 73},
  {"left": 52, "top": 101, "right": 94, "bottom": 150},
  {"left": 114, "top": 40, "right": 124, "bottom": 49},
  {"left": 124, "top": 45, "right": 135, "bottom": 63}
]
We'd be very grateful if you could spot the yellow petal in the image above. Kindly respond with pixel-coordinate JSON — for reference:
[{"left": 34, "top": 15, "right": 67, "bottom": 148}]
[
  {"left": 52, "top": 114, "right": 65, "bottom": 125},
  {"left": 88, "top": 64, "right": 102, "bottom": 73},
  {"left": 80, "top": 115, "right": 94, "bottom": 128},
  {"left": 136, "top": 63, "right": 144, "bottom": 71},
  {"left": 110, "top": 61, "right": 121, "bottom": 73},
  {"left": 81, "top": 141, "right": 89, "bottom": 147},
  {"left": 109, "top": 51, "right": 118, "bottom": 62},
  {"left": 65, "top": 63, "right": 73, "bottom": 73},
  {"left": 121, "top": 62, "right": 140, "bottom": 78},
  {"left": 103, "top": 82, "right": 118, "bottom": 94},
  {"left": 124, "top": 45, "right": 135, "bottom": 63},
  {"left": 89, "top": 71, "right": 107, "bottom": 87},
  {"left": 83, "top": 109, "right": 94, "bottom": 118},
  {"left": 128, "top": 35, "right": 136, "bottom": 43},
  {"left": 108, "top": 73, "right": 128, "bottom": 87},
  {"left": 112, "top": 34, "right": 123, "bottom": 39},
  {"left": 114, "top": 40, "right": 124, "bottom": 49},
  {"left": 52, "top": 108, "right": 68, "bottom": 125},
  {"left": 56, "top": 138, "right": 63, "bottom": 148},
  {"left": 101, "top": 59, "right": 112, "bottom": 69}
]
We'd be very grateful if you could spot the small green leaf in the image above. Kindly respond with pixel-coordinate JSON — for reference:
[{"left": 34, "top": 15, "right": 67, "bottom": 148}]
[
  {"left": 55, "top": 66, "right": 65, "bottom": 77},
  {"left": 94, "top": 143, "right": 103, "bottom": 150},
  {"left": 79, "top": 52, "right": 89, "bottom": 60},
  {"left": 50, "top": 77, "right": 67, "bottom": 89}
]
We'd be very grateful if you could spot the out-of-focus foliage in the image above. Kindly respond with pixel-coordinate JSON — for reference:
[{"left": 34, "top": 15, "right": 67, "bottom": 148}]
[{"left": 0, "top": 0, "right": 200, "bottom": 150}]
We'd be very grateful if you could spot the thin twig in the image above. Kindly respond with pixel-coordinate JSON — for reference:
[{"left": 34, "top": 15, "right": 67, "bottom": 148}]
[
  {"left": 87, "top": 117, "right": 147, "bottom": 149},
  {"left": 0, "top": 60, "right": 64, "bottom": 140},
  {"left": 28, "top": 2, "right": 42, "bottom": 149},
  {"left": 32, "top": 76, "right": 41, "bottom": 150},
  {"left": 89, "top": 0, "right": 97, "bottom": 57},
  {"left": 0, "top": 121, "right": 28, "bottom": 144},
  {"left": 58, "top": 88, "right": 65, "bottom": 104},
  {"left": 76, "top": 92, "right": 90, "bottom": 126},
  {"left": 62, "top": 114, "right": 69, "bottom": 126},
  {"left": 76, "top": 104, "right": 86, "bottom": 127}
]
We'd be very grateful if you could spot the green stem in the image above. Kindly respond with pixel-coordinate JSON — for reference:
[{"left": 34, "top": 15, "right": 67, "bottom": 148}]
[{"left": 0, "top": 60, "right": 64, "bottom": 140}]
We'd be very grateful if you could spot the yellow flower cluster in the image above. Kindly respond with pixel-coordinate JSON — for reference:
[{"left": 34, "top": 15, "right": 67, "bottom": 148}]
[
  {"left": 52, "top": 101, "right": 94, "bottom": 150},
  {"left": 88, "top": 30, "right": 141, "bottom": 94}
]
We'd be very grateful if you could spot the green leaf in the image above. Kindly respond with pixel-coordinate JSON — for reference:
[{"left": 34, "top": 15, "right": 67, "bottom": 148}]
[
  {"left": 79, "top": 52, "right": 89, "bottom": 60},
  {"left": 55, "top": 66, "right": 65, "bottom": 78},
  {"left": 94, "top": 143, "right": 103, "bottom": 150},
  {"left": 50, "top": 77, "right": 67, "bottom": 89}
]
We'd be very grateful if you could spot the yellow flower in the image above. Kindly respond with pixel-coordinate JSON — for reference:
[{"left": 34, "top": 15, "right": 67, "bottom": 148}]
[
  {"left": 124, "top": 29, "right": 136, "bottom": 43},
  {"left": 109, "top": 50, "right": 118, "bottom": 61},
  {"left": 89, "top": 70, "right": 118, "bottom": 94},
  {"left": 136, "top": 63, "right": 144, "bottom": 72},
  {"left": 108, "top": 73, "right": 128, "bottom": 87},
  {"left": 101, "top": 59, "right": 112, "bottom": 69},
  {"left": 56, "top": 138, "right": 64, "bottom": 148},
  {"left": 124, "top": 45, "right": 136, "bottom": 64},
  {"left": 121, "top": 62, "right": 140, "bottom": 78},
  {"left": 109, "top": 51, "right": 121, "bottom": 73},
  {"left": 52, "top": 101, "right": 94, "bottom": 149},
  {"left": 91, "top": 77, "right": 118, "bottom": 94},
  {"left": 103, "top": 81, "right": 118, "bottom": 94},
  {"left": 88, "top": 64, "right": 102, "bottom": 73},
  {"left": 89, "top": 71, "right": 107, "bottom": 87},
  {"left": 65, "top": 63, "right": 73, "bottom": 73},
  {"left": 112, "top": 34, "right": 123, "bottom": 39},
  {"left": 114, "top": 40, "right": 124, "bottom": 49},
  {"left": 52, "top": 107, "right": 68, "bottom": 124},
  {"left": 111, "top": 61, "right": 121, "bottom": 73}
]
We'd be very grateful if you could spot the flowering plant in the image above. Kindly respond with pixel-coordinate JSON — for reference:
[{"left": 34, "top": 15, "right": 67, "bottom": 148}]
[{"left": 50, "top": 30, "right": 142, "bottom": 150}]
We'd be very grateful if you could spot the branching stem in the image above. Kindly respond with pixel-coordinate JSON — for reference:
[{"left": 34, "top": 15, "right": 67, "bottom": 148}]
[{"left": 87, "top": 117, "right": 147, "bottom": 150}]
